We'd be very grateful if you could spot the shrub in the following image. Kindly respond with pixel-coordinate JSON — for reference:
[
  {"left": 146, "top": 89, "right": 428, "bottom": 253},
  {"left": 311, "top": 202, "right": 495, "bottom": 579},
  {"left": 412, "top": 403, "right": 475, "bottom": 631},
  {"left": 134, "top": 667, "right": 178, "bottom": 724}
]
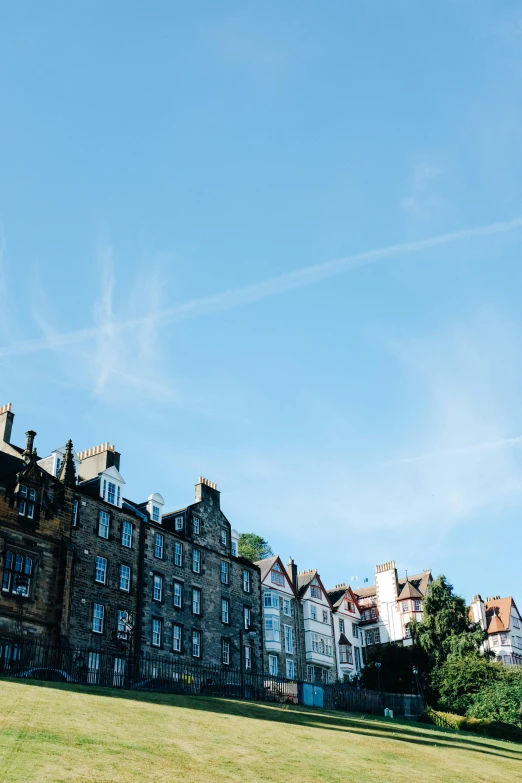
[
  {"left": 431, "top": 654, "right": 502, "bottom": 714},
  {"left": 467, "top": 667, "right": 522, "bottom": 729},
  {"left": 426, "top": 708, "right": 522, "bottom": 744}
]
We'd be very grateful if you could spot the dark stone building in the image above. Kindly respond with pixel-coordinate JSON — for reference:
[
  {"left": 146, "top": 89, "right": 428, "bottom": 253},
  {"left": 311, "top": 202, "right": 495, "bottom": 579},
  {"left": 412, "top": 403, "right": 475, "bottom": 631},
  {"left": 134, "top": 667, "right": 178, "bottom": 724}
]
[
  {"left": 138, "top": 478, "right": 262, "bottom": 672},
  {"left": 0, "top": 403, "right": 262, "bottom": 678}
]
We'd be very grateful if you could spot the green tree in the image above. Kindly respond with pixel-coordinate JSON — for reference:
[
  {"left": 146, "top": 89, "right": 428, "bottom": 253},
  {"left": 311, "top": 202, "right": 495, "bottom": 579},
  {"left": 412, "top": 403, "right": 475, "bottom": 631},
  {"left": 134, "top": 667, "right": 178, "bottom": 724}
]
[
  {"left": 467, "top": 667, "right": 522, "bottom": 727},
  {"left": 431, "top": 653, "right": 502, "bottom": 714},
  {"left": 238, "top": 533, "right": 273, "bottom": 562},
  {"left": 410, "top": 576, "right": 486, "bottom": 669},
  {"left": 361, "top": 641, "right": 428, "bottom": 694}
]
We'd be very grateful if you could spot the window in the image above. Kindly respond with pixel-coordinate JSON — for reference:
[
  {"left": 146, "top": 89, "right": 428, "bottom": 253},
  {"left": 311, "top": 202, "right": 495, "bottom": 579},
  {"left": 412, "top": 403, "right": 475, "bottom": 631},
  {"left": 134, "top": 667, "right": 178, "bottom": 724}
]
[
  {"left": 192, "top": 549, "right": 201, "bottom": 574},
  {"left": 265, "top": 616, "right": 281, "bottom": 642},
  {"left": 365, "top": 630, "right": 374, "bottom": 646},
  {"left": 322, "top": 610, "right": 328, "bottom": 624},
  {"left": 192, "top": 630, "right": 201, "bottom": 658},
  {"left": 339, "top": 619, "right": 345, "bottom": 634},
  {"left": 221, "top": 529, "right": 227, "bottom": 546},
  {"left": 221, "top": 561, "right": 229, "bottom": 585},
  {"left": 371, "top": 607, "right": 377, "bottom": 619},
  {"left": 95, "top": 556, "right": 107, "bottom": 584},
  {"left": 55, "top": 457, "right": 61, "bottom": 476},
  {"left": 152, "top": 505, "right": 160, "bottom": 523},
  {"left": 345, "top": 600, "right": 354, "bottom": 612},
  {"left": 402, "top": 602, "right": 409, "bottom": 613},
  {"left": 283, "top": 598, "right": 291, "bottom": 617},
  {"left": 268, "top": 655, "right": 278, "bottom": 676},
  {"left": 222, "top": 639, "right": 230, "bottom": 665},
  {"left": 311, "top": 633, "right": 333, "bottom": 657},
  {"left": 154, "top": 533, "right": 164, "bottom": 559},
  {"left": 271, "top": 570, "right": 284, "bottom": 585},
  {"left": 107, "top": 482, "right": 116, "bottom": 505},
  {"left": 122, "top": 521, "right": 133, "bottom": 548},
  {"left": 244, "top": 645, "right": 252, "bottom": 670},
  {"left": 352, "top": 622, "right": 359, "bottom": 639},
  {"left": 173, "top": 624, "right": 182, "bottom": 653},
  {"left": 339, "top": 645, "right": 353, "bottom": 664},
  {"left": 513, "top": 618, "right": 520, "bottom": 629},
  {"left": 306, "top": 665, "right": 314, "bottom": 682},
  {"left": 98, "top": 511, "right": 110, "bottom": 539},
  {"left": 363, "top": 609, "right": 370, "bottom": 621},
  {"left": 491, "top": 634, "right": 499, "bottom": 646},
  {"left": 2, "top": 552, "right": 33, "bottom": 596},
  {"left": 243, "top": 570, "right": 251, "bottom": 593},
  {"left": 231, "top": 541, "right": 237, "bottom": 557},
  {"left": 286, "top": 659, "right": 295, "bottom": 679},
  {"left": 414, "top": 599, "right": 421, "bottom": 612},
  {"left": 284, "top": 624, "right": 293, "bottom": 654},
  {"left": 405, "top": 624, "right": 412, "bottom": 639},
  {"left": 119, "top": 565, "right": 131, "bottom": 592},
  {"left": 72, "top": 499, "right": 79, "bottom": 526},
  {"left": 152, "top": 574, "right": 162, "bottom": 601},
  {"left": 244, "top": 606, "right": 251, "bottom": 630},
  {"left": 87, "top": 652, "right": 100, "bottom": 684},
  {"left": 264, "top": 591, "right": 279, "bottom": 609},
  {"left": 193, "top": 517, "right": 200, "bottom": 535},
  {"left": 174, "top": 542, "right": 183, "bottom": 567},
  {"left": 117, "top": 610, "right": 128, "bottom": 640},
  {"left": 173, "top": 580, "right": 183, "bottom": 609},
  {"left": 374, "top": 628, "right": 381, "bottom": 644},
  {"left": 92, "top": 603, "right": 104, "bottom": 634},
  {"left": 192, "top": 588, "right": 201, "bottom": 615},
  {"left": 501, "top": 633, "right": 508, "bottom": 645},
  {"left": 221, "top": 598, "right": 230, "bottom": 624},
  {"left": 354, "top": 647, "right": 361, "bottom": 672},
  {"left": 18, "top": 485, "right": 36, "bottom": 519},
  {"left": 152, "top": 618, "right": 162, "bottom": 647},
  {"left": 175, "top": 516, "right": 183, "bottom": 531},
  {"left": 310, "top": 605, "right": 317, "bottom": 621}
]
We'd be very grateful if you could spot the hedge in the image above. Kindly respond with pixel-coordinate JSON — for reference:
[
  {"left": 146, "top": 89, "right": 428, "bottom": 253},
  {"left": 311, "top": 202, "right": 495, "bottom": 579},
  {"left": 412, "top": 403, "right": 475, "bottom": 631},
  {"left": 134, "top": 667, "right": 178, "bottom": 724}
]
[{"left": 425, "top": 708, "right": 522, "bottom": 744}]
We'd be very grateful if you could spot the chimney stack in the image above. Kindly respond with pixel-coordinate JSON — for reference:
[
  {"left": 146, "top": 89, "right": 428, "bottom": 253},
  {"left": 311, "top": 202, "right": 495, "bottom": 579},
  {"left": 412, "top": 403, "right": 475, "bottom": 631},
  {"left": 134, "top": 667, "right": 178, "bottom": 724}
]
[
  {"left": 287, "top": 557, "right": 298, "bottom": 587},
  {"left": 195, "top": 476, "right": 220, "bottom": 507},
  {"left": 0, "top": 403, "right": 14, "bottom": 444},
  {"left": 23, "top": 430, "right": 36, "bottom": 461}
]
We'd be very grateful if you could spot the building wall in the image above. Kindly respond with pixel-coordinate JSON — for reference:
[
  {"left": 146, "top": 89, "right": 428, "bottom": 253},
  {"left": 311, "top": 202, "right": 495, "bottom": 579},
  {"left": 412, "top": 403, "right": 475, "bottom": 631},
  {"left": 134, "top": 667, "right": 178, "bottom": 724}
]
[
  {"left": 301, "top": 588, "right": 336, "bottom": 682},
  {"left": 139, "top": 483, "right": 262, "bottom": 670},
  {"left": 260, "top": 570, "right": 300, "bottom": 679}
]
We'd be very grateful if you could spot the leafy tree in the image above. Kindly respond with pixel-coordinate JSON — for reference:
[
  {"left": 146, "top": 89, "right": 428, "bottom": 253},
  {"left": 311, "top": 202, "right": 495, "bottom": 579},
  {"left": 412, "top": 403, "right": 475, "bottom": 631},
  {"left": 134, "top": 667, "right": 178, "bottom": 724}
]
[
  {"left": 468, "top": 667, "right": 522, "bottom": 728},
  {"left": 431, "top": 654, "right": 502, "bottom": 714},
  {"left": 238, "top": 533, "right": 273, "bottom": 562},
  {"left": 410, "top": 576, "right": 486, "bottom": 669}
]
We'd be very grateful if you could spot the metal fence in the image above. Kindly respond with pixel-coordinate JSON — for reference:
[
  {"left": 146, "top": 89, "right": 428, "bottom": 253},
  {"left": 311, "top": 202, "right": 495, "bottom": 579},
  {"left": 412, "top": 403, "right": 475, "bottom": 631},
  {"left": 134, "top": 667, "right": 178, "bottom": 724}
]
[
  {"left": 0, "top": 638, "right": 298, "bottom": 704},
  {"left": 0, "top": 638, "right": 421, "bottom": 717},
  {"left": 323, "top": 681, "right": 424, "bottom": 718}
]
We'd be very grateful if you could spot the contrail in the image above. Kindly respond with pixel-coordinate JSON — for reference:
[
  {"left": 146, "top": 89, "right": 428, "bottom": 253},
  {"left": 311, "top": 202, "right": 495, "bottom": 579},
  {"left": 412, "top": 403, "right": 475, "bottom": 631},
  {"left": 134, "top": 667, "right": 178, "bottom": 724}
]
[
  {"left": 1, "top": 215, "right": 522, "bottom": 359},
  {"left": 384, "top": 434, "right": 522, "bottom": 466}
]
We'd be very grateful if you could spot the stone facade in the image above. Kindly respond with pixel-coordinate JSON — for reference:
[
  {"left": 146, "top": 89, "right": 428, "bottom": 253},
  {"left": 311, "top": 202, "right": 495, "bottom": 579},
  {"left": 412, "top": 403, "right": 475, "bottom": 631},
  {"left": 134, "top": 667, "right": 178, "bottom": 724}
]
[{"left": 139, "top": 480, "right": 263, "bottom": 671}]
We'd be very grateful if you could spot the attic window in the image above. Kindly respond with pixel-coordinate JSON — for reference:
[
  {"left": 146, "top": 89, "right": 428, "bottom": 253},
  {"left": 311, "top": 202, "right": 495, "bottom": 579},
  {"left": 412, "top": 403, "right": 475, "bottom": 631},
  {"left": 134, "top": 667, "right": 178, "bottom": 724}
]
[
  {"left": 345, "top": 600, "right": 354, "bottom": 612},
  {"left": 18, "top": 486, "right": 36, "bottom": 520},
  {"left": 271, "top": 570, "right": 284, "bottom": 585},
  {"left": 310, "top": 586, "right": 321, "bottom": 599},
  {"left": 175, "top": 517, "right": 183, "bottom": 531},
  {"left": 152, "top": 506, "right": 160, "bottom": 523},
  {"left": 272, "top": 562, "right": 282, "bottom": 572}
]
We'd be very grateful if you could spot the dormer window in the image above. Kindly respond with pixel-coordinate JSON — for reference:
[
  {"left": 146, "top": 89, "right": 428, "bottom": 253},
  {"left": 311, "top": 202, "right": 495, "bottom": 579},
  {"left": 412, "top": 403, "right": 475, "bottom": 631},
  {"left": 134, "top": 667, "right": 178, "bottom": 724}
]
[
  {"left": 146, "top": 493, "right": 164, "bottom": 525},
  {"left": 175, "top": 516, "right": 183, "bottom": 532},
  {"left": 100, "top": 467, "right": 125, "bottom": 508},
  {"left": 152, "top": 506, "right": 160, "bottom": 523},
  {"left": 18, "top": 486, "right": 36, "bottom": 520}
]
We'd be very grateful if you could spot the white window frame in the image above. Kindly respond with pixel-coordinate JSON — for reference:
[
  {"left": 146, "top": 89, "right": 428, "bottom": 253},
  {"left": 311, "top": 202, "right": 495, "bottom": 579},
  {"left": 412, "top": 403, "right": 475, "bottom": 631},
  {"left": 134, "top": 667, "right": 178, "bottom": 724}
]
[
  {"left": 193, "top": 517, "right": 200, "bottom": 535},
  {"left": 243, "top": 570, "right": 251, "bottom": 593},
  {"left": 92, "top": 603, "right": 104, "bottom": 634},
  {"left": 98, "top": 511, "right": 110, "bottom": 539},
  {"left": 192, "top": 588, "right": 201, "bottom": 615},
  {"left": 175, "top": 516, "right": 183, "bottom": 531},
  {"left": 174, "top": 542, "right": 183, "bottom": 567},
  {"left": 173, "top": 580, "right": 183, "bottom": 609},
  {"left": 244, "top": 645, "right": 252, "bottom": 670},
  {"left": 152, "top": 505, "right": 160, "bottom": 523},
  {"left": 222, "top": 598, "right": 229, "bottom": 624},
  {"left": 271, "top": 570, "right": 284, "bottom": 585},
  {"left": 192, "top": 630, "right": 201, "bottom": 658},
  {"left": 286, "top": 659, "right": 295, "bottom": 679},
  {"left": 72, "top": 499, "right": 79, "bottom": 526},
  {"left": 284, "top": 624, "right": 293, "bottom": 654},
  {"left": 122, "top": 521, "right": 133, "bottom": 548},
  {"left": 119, "top": 565, "right": 131, "bottom": 592},
  {"left": 221, "top": 561, "right": 229, "bottom": 585},
  {"left": 95, "top": 556, "right": 107, "bottom": 584},
  {"left": 173, "top": 624, "right": 182, "bottom": 653},
  {"left": 152, "top": 618, "right": 162, "bottom": 647},
  {"left": 192, "top": 549, "right": 201, "bottom": 574},
  {"left": 283, "top": 598, "right": 291, "bottom": 616},
  {"left": 154, "top": 533, "right": 164, "bottom": 559},
  {"left": 264, "top": 616, "right": 280, "bottom": 642},
  {"left": 221, "top": 529, "right": 227, "bottom": 546},
  {"left": 152, "top": 573, "right": 162, "bottom": 601},
  {"left": 222, "top": 639, "right": 230, "bottom": 665},
  {"left": 268, "top": 654, "right": 278, "bottom": 676}
]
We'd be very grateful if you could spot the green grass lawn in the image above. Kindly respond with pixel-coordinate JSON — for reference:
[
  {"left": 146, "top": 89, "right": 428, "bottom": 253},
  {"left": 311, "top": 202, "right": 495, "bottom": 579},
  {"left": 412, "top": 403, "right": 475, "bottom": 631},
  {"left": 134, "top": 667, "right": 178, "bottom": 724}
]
[{"left": 0, "top": 680, "right": 521, "bottom": 783}]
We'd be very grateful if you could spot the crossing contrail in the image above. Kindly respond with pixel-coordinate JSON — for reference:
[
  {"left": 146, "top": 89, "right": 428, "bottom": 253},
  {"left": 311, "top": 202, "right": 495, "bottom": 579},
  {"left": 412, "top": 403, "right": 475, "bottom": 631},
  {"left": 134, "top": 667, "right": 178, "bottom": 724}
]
[{"left": 1, "top": 214, "right": 522, "bottom": 359}]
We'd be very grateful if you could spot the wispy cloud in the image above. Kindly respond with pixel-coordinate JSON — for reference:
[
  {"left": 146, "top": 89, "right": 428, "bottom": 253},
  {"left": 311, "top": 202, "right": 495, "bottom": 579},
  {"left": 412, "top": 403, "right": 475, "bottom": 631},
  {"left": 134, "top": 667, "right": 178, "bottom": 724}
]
[
  {"left": 1, "top": 215, "right": 522, "bottom": 361},
  {"left": 400, "top": 158, "right": 442, "bottom": 217},
  {"left": 384, "top": 434, "right": 522, "bottom": 466}
]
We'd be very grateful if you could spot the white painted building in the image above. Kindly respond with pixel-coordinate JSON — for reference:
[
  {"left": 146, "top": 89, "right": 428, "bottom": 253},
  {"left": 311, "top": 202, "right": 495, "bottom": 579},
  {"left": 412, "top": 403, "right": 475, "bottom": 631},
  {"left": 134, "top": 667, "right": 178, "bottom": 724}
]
[
  {"left": 297, "top": 570, "right": 336, "bottom": 683},
  {"left": 470, "top": 594, "right": 522, "bottom": 666},
  {"left": 255, "top": 556, "right": 300, "bottom": 679},
  {"left": 354, "top": 560, "right": 432, "bottom": 659},
  {"left": 327, "top": 584, "right": 363, "bottom": 681}
]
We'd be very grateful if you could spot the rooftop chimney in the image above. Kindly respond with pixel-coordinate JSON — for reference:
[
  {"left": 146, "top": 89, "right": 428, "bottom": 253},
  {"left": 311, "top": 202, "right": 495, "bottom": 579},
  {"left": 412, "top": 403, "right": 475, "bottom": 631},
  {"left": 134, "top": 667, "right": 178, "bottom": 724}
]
[
  {"left": 0, "top": 403, "right": 14, "bottom": 444},
  {"left": 287, "top": 557, "right": 298, "bottom": 587},
  {"left": 195, "top": 476, "right": 220, "bottom": 506},
  {"left": 23, "top": 430, "right": 36, "bottom": 461},
  {"left": 77, "top": 442, "right": 120, "bottom": 480}
]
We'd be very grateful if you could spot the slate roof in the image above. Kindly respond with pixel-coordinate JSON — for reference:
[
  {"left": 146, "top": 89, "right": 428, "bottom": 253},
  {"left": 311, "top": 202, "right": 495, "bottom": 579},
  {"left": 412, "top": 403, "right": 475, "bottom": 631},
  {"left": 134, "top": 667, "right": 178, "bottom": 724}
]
[
  {"left": 0, "top": 451, "right": 24, "bottom": 481},
  {"left": 297, "top": 570, "right": 317, "bottom": 597},
  {"left": 254, "top": 556, "right": 279, "bottom": 582},
  {"left": 353, "top": 585, "right": 376, "bottom": 599},
  {"left": 398, "top": 571, "right": 431, "bottom": 597},
  {"left": 327, "top": 587, "right": 348, "bottom": 608},
  {"left": 397, "top": 580, "right": 424, "bottom": 600}
]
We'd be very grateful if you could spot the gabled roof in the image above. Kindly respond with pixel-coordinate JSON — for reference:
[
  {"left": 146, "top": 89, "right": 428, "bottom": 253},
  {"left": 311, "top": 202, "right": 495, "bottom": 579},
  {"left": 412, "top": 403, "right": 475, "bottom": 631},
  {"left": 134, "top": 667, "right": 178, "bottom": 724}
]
[
  {"left": 327, "top": 584, "right": 360, "bottom": 612},
  {"left": 397, "top": 571, "right": 432, "bottom": 597},
  {"left": 353, "top": 584, "right": 376, "bottom": 599},
  {"left": 338, "top": 632, "right": 352, "bottom": 646},
  {"left": 297, "top": 570, "right": 333, "bottom": 607},
  {"left": 397, "top": 579, "right": 423, "bottom": 600},
  {"left": 254, "top": 555, "right": 298, "bottom": 597},
  {"left": 485, "top": 597, "right": 519, "bottom": 634}
]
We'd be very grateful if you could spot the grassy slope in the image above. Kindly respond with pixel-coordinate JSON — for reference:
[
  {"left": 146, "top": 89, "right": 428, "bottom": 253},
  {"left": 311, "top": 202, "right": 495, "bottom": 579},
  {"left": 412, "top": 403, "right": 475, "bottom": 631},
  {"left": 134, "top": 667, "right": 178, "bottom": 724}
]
[{"left": 0, "top": 680, "right": 521, "bottom": 783}]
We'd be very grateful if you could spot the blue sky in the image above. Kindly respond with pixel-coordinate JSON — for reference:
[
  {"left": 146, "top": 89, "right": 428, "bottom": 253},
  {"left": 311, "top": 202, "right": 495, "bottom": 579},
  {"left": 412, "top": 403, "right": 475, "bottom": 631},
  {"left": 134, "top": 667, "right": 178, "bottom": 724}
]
[{"left": 1, "top": 1, "right": 522, "bottom": 602}]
